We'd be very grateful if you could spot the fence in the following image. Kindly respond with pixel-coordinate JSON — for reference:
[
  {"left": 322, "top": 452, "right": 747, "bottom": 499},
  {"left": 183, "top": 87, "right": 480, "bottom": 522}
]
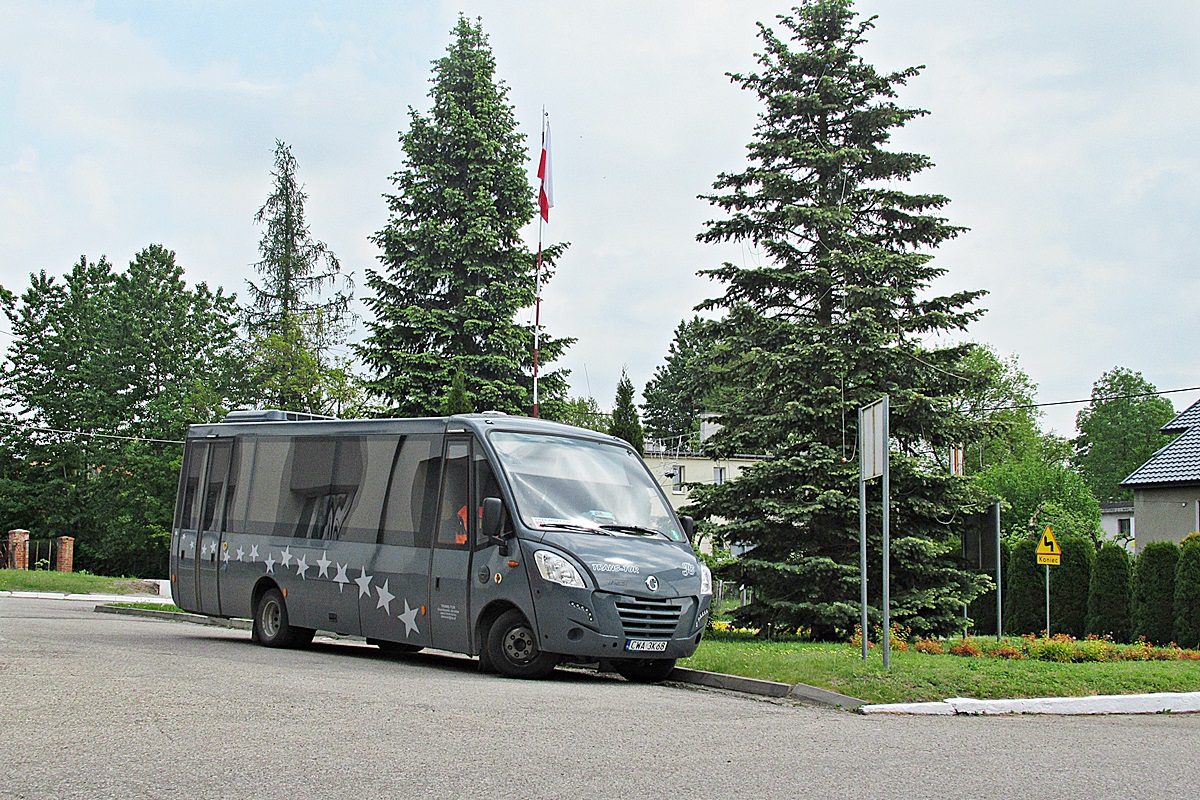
[{"left": 2, "top": 530, "right": 75, "bottom": 572}]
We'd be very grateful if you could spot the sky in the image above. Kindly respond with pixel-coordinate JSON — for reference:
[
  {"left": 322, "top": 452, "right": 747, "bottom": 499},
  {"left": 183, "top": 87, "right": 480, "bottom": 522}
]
[{"left": 1, "top": 1, "right": 1198, "bottom": 437}]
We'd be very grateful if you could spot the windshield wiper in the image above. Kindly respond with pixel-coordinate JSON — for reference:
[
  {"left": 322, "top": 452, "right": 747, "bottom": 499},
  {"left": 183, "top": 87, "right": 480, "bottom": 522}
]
[
  {"left": 598, "top": 524, "right": 666, "bottom": 538},
  {"left": 537, "top": 522, "right": 612, "bottom": 535}
]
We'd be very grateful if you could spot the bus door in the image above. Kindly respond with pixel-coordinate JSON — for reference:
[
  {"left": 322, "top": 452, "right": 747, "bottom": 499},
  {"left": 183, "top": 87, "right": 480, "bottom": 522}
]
[
  {"left": 431, "top": 435, "right": 506, "bottom": 654},
  {"left": 196, "top": 439, "right": 233, "bottom": 616},
  {"left": 173, "top": 443, "right": 204, "bottom": 611}
]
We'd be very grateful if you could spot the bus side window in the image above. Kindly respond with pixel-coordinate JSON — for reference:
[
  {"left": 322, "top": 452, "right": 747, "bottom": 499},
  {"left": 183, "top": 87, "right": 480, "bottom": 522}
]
[
  {"left": 473, "top": 449, "right": 503, "bottom": 549},
  {"left": 201, "top": 441, "right": 233, "bottom": 532},
  {"left": 436, "top": 441, "right": 470, "bottom": 549},
  {"left": 177, "top": 444, "right": 204, "bottom": 532},
  {"left": 380, "top": 434, "right": 440, "bottom": 549}
]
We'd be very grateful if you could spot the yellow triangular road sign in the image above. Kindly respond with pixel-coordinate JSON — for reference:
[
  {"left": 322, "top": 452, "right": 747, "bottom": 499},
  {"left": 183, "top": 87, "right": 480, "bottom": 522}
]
[{"left": 1036, "top": 526, "right": 1060, "bottom": 556}]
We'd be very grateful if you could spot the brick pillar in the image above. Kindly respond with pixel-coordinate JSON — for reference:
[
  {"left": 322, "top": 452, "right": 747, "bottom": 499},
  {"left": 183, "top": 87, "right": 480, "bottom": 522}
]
[
  {"left": 56, "top": 537, "right": 75, "bottom": 573},
  {"left": 7, "top": 529, "right": 30, "bottom": 570}
]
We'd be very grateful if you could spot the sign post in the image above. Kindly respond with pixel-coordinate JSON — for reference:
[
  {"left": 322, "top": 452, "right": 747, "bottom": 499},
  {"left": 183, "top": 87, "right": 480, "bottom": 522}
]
[
  {"left": 859, "top": 396, "right": 889, "bottom": 666},
  {"left": 1035, "top": 526, "right": 1060, "bottom": 635}
]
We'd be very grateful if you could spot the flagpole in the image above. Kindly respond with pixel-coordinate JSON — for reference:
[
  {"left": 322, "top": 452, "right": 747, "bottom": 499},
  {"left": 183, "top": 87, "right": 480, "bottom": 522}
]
[{"left": 533, "top": 109, "right": 546, "bottom": 418}]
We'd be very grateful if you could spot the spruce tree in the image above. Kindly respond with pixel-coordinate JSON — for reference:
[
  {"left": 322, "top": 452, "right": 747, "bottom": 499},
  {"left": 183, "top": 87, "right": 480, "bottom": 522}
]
[
  {"left": 686, "top": 0, "right": 988, "bottom": 638},
  {"left": 360, "top": 16, "right": 572, "bottom": 417},
  {"left": 609, "top": 369, "right": 645, "bottom": 454},
  {"left": 641, "top": 316, "right": 714, "bottom": 446},
  {"left": 245, "top": 140, "right": 353, "bottom": 413}
]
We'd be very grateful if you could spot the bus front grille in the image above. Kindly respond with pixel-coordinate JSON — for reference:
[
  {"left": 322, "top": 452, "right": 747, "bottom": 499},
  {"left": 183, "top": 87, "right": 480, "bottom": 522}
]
[{"left": 614, "top": 596, "right": 683, "bottom": 639}]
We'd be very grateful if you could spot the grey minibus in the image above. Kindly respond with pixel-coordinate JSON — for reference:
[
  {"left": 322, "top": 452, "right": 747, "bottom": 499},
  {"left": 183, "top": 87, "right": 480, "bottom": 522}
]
[{"left": 170, "top": 410, "right": 712, "bottom": 681}]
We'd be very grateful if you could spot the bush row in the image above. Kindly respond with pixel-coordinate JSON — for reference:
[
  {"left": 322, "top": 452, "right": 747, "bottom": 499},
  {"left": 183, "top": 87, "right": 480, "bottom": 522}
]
[{"left": 968, "top": 536, "right": 1200, "bottom": 647}]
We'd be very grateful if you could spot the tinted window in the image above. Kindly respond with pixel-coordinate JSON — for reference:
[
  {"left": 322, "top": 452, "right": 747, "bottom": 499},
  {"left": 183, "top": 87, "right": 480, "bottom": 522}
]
[
  {"left": 177, "top": 443, "right": 204, "bottom": 531},
  {"left": 201, "top": 441, "right": 233, "bottom": 532},
  {"left": 381, "top": 435, "right": 441, "bottom": 548},
  {"left": 436, "top": 440, "right": 470, "bottom": 549}
]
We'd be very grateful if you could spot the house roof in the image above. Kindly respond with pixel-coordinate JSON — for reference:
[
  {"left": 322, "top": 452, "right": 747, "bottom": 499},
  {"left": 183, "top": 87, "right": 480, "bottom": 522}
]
[
  {"left": 1162, "top": 398, "right": 1200, "bottom": 434},
  {"left": 1122, "top": 424, "right": 1200, "bottom": 488}
]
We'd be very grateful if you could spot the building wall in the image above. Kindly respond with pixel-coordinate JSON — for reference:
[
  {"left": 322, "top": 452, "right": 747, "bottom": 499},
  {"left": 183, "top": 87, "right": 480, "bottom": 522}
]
[
  {"left": 1132, "top": 487, "right": 1200, "bottom": 552},
  {"left": 641, "top": 451, "right": 761, "bottom": 554}
]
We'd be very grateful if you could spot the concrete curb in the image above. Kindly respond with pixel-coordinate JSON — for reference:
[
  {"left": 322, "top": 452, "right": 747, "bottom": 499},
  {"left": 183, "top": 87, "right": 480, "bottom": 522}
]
[
  {"left": 861, "top": 692, "right": 1200, "bottom": 716},
  {"left": 93, "top": 603, "right": 251, "bottom": 630},
  {"left": 1, "top": 590, "right": 167, "bottom": 603},
  {"left": 93, "top": 604, "right": 864, "bottom": 708},
  {"left": 667, "top": 667, "right": 864, "bottom": 708}
]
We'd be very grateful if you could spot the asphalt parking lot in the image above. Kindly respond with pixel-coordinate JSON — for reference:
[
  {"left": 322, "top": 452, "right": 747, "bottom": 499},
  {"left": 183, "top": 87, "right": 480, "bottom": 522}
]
[{"left": 2, "top": 596, "right": 1199, "bottom": 800}]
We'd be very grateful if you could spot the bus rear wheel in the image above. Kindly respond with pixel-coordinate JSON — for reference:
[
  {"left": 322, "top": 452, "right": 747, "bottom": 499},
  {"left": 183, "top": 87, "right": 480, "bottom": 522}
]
[
  {"left": 487, "top": 609, "right": 558, "bottom": 679},
  {"left": 254, "top": 587, "right": 313, "bottom": 648},
  {"left": 613, "top": 658, "right": 677, "bottom": 683}
]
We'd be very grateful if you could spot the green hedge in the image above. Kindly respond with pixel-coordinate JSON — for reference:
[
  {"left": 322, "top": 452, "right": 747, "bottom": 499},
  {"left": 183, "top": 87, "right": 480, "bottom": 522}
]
[
  {"left": 1050, "top": 537, "right": 1094, "bottom": 639},
  {"left": 1175, "top": 540, "right": 1200, "bottom": 648},
  {"left": 1133, "top": 541, "right": 1179, "bottom": 645},
  {"left": 1088, "top": 544, "right": 1132, "bottom": 642},
  {"left": 1006, "top": 539, "right": 1044, "bottom": 635}
]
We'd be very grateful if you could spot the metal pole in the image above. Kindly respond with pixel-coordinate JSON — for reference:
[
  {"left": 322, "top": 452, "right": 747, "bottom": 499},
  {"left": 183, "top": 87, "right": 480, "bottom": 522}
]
[
  {"left": 1044, "top": 564, "right": 1050, "bottom": 636},
  {"left": 860, "top": 472, "right": 868, "bottom": 660},
  {"left": 995, "top": 502, "right": 1003, "bottom": 641},
  {"left": 882, "top": 394, "right": 891, "bottom": 669}
]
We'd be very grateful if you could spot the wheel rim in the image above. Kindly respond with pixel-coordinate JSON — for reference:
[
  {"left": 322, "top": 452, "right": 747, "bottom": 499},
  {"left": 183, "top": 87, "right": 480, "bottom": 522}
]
[
  {"left": 262, "top": 598, "right": 281, "bottom": 638},
  {"left": 502, "top": 623, "right": 538, "bottom": 665}
]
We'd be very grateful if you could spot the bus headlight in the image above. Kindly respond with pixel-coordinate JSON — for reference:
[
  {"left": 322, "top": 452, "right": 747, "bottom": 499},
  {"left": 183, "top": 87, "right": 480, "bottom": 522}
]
[
  {"left": 700, "top": 564, "right": 712, "bottom": 596},
  {"left": 534, "top": 550, "right": 586, "bottom": 588}
]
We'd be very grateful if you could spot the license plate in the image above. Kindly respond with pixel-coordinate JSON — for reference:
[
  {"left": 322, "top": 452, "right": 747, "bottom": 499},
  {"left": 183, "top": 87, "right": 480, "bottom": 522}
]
[{"left": 625, "top": 639, "right": 668, "bottom": 653}]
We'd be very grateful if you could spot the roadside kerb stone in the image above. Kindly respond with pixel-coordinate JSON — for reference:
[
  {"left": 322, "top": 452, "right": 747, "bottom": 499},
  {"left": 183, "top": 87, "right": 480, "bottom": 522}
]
[{"left": 861, "top": 692, "right": 1200, "bottom": 716}]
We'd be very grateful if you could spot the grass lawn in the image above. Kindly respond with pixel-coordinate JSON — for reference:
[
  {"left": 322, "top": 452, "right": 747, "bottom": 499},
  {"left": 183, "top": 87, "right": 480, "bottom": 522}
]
[
  {"left": 0, "top": 568, "right": 161, "bottom": 596},
  {"left": 681, "top": 634, "right": 1200, "bottom": 704}
]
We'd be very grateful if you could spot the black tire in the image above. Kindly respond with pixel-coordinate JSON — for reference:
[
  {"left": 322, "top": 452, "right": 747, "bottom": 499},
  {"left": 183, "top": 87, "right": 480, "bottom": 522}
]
[
  {"left": 368, "top": 638, "right": 424, "bottom": 655},
  {"left": 253, "top": 587, "right": 312, "bottom": 648},
  {"left": 486, "top": 609, "right": 558, "bottom": 679},
  {"left": 613, "top": 658, "right": 677, "bottom": 683}
]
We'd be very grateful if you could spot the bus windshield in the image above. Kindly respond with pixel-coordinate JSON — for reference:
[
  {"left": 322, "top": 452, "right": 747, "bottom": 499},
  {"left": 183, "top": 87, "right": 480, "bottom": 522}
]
[{"left": 489, "top": 431, "right": 685, "bottom": 541}]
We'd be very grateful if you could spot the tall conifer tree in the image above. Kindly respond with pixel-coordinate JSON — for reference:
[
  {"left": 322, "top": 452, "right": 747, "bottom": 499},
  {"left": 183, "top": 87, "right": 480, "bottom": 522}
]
[
  {"left": 245, "top": 140, "right": 353, "bottom": 413},
  {"left": 688, "top": 1, "right": 989, "bottom": 638},
  {"left": 360, "top": 16, "right": 571, "bottom": 416}
]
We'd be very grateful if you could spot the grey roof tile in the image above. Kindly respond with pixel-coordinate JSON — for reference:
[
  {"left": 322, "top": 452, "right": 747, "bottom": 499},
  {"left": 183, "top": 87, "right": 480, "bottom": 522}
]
[
  {"left": 1122, "top": 424, "right": 1200, "bottom": 487},
  {"left": 1162, "top": 398, "right": 1200, "bottom": 434}
]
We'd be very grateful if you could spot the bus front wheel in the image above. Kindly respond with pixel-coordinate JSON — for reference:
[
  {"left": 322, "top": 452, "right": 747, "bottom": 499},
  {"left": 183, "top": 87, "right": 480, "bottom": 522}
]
[
  {"left": 254, "top": 587, "right": 313, "bottom": 648},
  {"left": 487, "top": 609, "right": 558, "bottom": 679}
]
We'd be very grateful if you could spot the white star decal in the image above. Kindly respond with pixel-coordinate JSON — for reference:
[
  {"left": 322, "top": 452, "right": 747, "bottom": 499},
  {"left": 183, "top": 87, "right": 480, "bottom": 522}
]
[
  {"left": 375, "top": 580, "right": 395, "bottom": 614},
  {"left": 279, "top": 546, "right": 293, "bottom": 567},
  {"left": 249, "top": 544, "right": 259, "bottom": 562},
  {"left": 264, "top": 553, "right": 276, "bottom": 574},
  {"left": 399, "top": 599, "right": 420, "bottom": 637},
  {"left": 294, "top": 553, "right": 309, "bottom": 579},
  {"left": 316, "top": 551, "right": 332, "bottom": 578},
  {"left": 236, "top": 546, "right": 245, "bottom": 561},
  {"left": 199, "top": 542, "right": 208, "bottom": 557},
  {"left": 333, "top": 563, "right": 350, "bottom": 592},
  {"left": 355, "top": 567, "right": 373, "bottom": 598},
  {"left": 221, "top": 548, "right": 230, "bottom": 563}
]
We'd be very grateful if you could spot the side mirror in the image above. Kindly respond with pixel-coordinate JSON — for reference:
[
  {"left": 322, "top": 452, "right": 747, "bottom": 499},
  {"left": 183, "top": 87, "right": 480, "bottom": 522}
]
[
  {"left": 680, "top": 515, "right": 695, "bottom": 543},
  {"left": 482, "top": 496, "right": 507, "bottom": 542}
]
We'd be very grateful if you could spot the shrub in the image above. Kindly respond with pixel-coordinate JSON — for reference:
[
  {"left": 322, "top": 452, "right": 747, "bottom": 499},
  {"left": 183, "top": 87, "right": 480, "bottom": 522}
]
[
  {"left": 1006, "top": 538, "right": 1044, "bottom": 635},
  {"left": 949, "top": 639, "right": 982, "bottom": 657},
  {"left": 1175, "top": 540, "right": 1200, "bottom": 648},
  {"left": 1026, "top": 633, "right": 1075, "bottom": 663},
  {"left": 987, "top": 644, "right": 1024, "bottom": 660},
  {"left": 1051, "top": 536, "right": 1094, "bottom": 638},
  {"left": 1073, "top": 635, "right": 1118, "bottom": 663},
  {"left": 1133, "top": 541, "right": 1179, "bottom": 645},
  {"left": 1088, "top": 544, "right": 1132, "bottom": 642},
  {"left": 914, "top": 638, "right": 943, "bottom": 655}
]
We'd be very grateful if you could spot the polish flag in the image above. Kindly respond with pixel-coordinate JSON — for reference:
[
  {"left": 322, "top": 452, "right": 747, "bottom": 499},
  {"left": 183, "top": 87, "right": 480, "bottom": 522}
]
[{"left": 538, "top": 121, "right": 553, "bottom": 223}]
